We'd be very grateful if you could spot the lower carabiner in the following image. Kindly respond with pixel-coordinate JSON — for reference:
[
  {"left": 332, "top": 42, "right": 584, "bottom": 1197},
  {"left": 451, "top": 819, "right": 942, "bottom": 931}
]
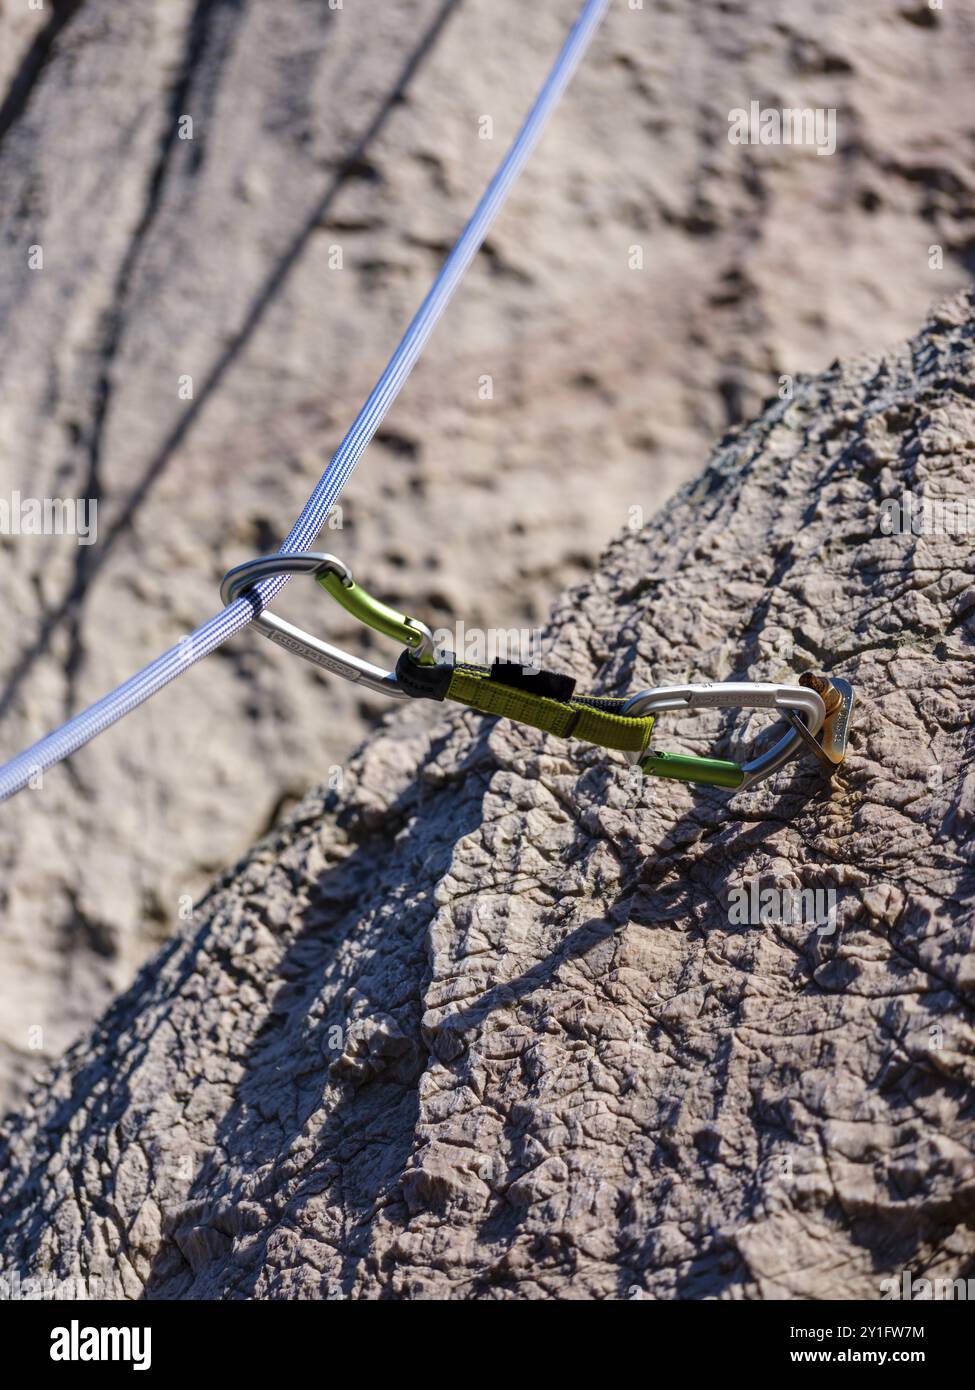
[{"left": 620, "top": 679, "right": 850, "bottom": 791}]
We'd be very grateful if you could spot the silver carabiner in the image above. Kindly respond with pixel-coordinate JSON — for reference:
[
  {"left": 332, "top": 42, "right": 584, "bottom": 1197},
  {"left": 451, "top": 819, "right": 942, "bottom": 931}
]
[
  {"left": 220, "top": 552, "right": 435, "bottom": 700},
  {"left": 620, "top": 679, "right": 852, "bottom": 791}
]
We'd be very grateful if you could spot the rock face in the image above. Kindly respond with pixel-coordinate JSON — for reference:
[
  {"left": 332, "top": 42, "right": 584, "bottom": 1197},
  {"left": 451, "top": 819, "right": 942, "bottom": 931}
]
[
  {"left": 0, "top": 0, "right": 973, "bottom": 1114},
  {"left": 1, "top": 294, "right": 973, "bottom": 1300}
]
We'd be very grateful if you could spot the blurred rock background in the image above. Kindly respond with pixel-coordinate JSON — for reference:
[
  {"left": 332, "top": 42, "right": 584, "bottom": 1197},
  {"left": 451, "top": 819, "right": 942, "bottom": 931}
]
[{"left": 0, "top": 0, "right": 971, "bottom": 1113}]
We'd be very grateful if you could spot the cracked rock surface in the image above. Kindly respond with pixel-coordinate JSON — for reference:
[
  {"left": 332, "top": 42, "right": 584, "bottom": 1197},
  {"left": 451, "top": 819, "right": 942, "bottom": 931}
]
[
  {"left": 1, "top": 294, "right": 973, "bottom": 1299},
  {"left": 1, "top": 0, "right": 974, "bottom": 1112}
]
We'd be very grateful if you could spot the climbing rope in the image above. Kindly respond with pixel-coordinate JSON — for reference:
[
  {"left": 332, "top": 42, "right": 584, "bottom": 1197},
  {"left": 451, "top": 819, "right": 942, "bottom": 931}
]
[{"left": 0, "top": 0, "right": 612, "bottom": 802}]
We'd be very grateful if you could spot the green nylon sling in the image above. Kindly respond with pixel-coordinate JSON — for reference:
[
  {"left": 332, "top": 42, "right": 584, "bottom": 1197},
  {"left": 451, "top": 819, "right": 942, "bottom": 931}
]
[{"left": 443, "top": 663, "right": 655, "bottom": 755}]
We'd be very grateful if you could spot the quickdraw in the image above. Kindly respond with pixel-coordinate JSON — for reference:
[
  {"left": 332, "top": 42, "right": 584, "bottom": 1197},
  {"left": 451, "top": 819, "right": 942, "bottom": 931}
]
[{"left": 221, "top": 553, "right": 855, "bottom": 793}]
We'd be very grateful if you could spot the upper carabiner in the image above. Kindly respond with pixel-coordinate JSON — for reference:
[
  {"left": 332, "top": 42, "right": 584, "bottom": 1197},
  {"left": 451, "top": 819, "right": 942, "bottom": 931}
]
[{"left": 220, "top": 552, "right": 435, "bottom": 700}]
